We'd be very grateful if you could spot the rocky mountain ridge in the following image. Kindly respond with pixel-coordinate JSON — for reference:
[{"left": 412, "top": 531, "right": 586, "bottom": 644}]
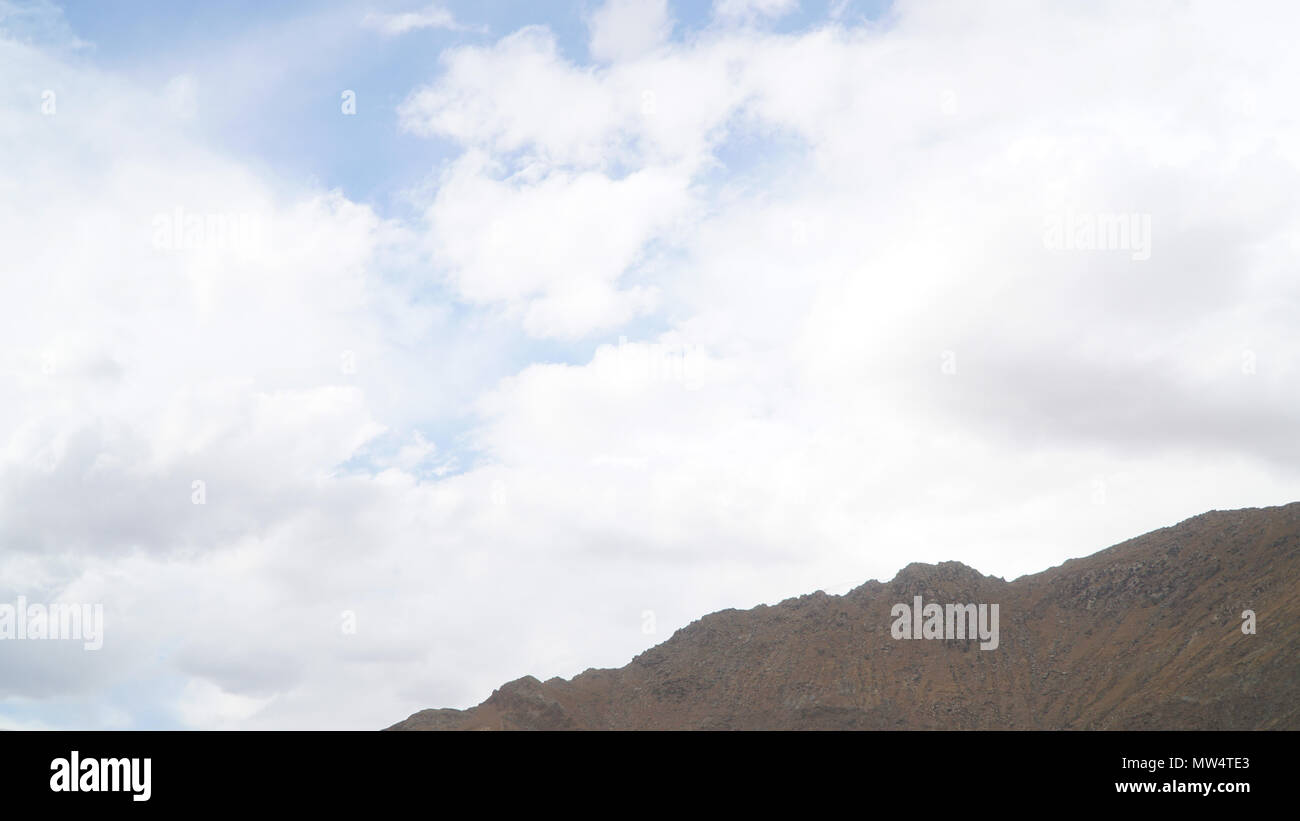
[{"left": 388, "top": 503, "right": 1300, "bottom": 730}]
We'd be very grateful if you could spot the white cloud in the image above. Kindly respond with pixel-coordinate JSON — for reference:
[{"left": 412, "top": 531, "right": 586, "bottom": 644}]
[
  {"left": 422, "top": 151, "right": 689, "bottom": 338},
  {"left": 175, "top": 679, "right": 274, "bottom": 729},
  {"left": 361, "top": 4, "right": 476, "bottom": 36},
  {"left": 713, "top": 0, "right": 799, "bottom": 24},
  {"left": 0, "top": 33, "right": 434, "bottom": 723},
  {"left": 161, "top": 73, "right": 197, "bottom": 119},
  {"left": 398, "top": 26, "right": 745, "bottom": 170},
  {"left": 587, "top": 0, "right": 672, "bottom": 62},
  {"left": 0, "top": 0, "right": 88, "bottom": 50}
]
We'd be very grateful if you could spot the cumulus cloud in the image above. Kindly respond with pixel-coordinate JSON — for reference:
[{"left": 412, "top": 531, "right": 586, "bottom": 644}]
[
  {"left": 421, "top": 150, "right": 689, "bottom": 337},
  {"left": 0, "top": 32, "right": 431, "bottom": 722}
]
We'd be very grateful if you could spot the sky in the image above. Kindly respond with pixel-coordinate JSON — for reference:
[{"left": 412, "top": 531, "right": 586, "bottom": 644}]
[{"left": 1, "top": 0, "right": 1298, "bottom": 729}]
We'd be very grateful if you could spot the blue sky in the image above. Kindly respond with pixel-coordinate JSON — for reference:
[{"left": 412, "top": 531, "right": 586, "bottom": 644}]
[{"left": 50, "top": 0, "right": 887, "bottom": 212}]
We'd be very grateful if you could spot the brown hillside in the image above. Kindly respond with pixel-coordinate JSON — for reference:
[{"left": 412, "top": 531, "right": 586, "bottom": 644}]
[{"left": 388, "top": 503, "right": 1300, "bottom": 730}]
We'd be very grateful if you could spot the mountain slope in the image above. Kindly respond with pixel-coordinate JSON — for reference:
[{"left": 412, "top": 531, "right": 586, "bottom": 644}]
[{"left": 388, "top": 503, "right": 1300, "bottom": 730}]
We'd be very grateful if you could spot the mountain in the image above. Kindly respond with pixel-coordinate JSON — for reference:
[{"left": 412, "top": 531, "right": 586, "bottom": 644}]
[{"left": 387, "top": 503, "right": 1300, "bottom": 730}]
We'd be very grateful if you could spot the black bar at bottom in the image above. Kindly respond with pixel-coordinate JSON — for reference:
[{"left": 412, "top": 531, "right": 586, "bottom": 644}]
[{"left": 6, "top": 730, "right": 1286, "bottom": 809}]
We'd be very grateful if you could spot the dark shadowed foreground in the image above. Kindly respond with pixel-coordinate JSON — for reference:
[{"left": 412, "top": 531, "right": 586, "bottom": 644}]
[{"left": 388, "top": 504, "right": 1300, "bottom": 730}]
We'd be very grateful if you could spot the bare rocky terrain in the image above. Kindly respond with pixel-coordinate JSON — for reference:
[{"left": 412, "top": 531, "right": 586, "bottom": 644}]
[{"left": 388, "top": 503, "right": 1300, "bottom": 730}]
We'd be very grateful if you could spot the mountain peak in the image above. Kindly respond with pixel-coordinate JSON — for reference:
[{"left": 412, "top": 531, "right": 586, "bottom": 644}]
[{"left": 888, "top": 559, "right": 991, "bottom": 586}]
